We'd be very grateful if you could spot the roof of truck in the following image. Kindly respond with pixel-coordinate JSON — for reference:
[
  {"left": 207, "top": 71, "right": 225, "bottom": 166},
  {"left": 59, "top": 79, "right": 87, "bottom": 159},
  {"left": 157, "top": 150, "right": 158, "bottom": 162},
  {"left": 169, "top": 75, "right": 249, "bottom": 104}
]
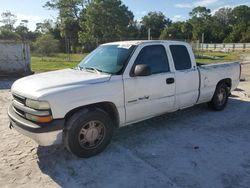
[{"left": 103, "top": 40, "right": 188, "bottom": 46}]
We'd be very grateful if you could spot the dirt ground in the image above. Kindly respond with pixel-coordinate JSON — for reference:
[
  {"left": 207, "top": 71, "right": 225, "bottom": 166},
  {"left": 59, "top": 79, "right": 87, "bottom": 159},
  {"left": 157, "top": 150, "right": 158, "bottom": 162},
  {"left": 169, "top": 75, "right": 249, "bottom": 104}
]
[{"left": 0, "top": 56, "right": 250, "bottom": 188}]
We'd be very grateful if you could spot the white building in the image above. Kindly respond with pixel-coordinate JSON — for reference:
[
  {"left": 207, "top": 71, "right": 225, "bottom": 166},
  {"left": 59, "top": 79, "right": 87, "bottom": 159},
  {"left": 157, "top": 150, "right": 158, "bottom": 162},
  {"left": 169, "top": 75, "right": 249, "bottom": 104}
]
[{"left": 0, "top": 40, "right": 32, "bottom": 77}]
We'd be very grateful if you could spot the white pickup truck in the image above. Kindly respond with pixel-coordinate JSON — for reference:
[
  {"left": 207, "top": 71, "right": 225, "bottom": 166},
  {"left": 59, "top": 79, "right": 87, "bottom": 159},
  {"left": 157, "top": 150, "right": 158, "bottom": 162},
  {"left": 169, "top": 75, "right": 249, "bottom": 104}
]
[{"left": 8, "top": 40, "right": 241, "bottom": 158}]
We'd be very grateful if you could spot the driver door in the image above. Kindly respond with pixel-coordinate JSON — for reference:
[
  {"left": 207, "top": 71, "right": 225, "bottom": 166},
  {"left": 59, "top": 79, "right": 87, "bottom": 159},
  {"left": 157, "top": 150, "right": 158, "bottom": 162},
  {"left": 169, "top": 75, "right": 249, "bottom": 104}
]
[{"left": 123, "top": 44, "right": 176, "bottom": 124}]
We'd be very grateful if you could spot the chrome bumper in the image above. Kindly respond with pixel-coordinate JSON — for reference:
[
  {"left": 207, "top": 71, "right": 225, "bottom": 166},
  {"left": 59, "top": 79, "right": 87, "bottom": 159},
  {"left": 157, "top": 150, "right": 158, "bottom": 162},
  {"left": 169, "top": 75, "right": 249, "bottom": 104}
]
[
  {"left": 8, "top": 104, "right": 64, "bottom": 146},
  {"left": 12, "top": 122, "right": 63, "bottom": 146}
]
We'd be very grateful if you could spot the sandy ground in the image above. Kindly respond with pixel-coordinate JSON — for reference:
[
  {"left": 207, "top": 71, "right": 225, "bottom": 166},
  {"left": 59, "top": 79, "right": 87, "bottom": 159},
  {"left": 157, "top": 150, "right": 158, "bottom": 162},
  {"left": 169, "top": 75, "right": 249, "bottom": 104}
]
[{"left": 0, "top": 57, "right": 250, "bottom": 188}]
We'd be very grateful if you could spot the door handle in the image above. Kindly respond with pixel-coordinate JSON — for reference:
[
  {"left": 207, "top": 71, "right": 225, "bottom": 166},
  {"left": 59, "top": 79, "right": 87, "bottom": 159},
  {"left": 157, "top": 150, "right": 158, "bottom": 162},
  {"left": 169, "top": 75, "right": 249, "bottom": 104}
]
[{"left": 166, "top": 78, "right": 175, "bottom": 84}]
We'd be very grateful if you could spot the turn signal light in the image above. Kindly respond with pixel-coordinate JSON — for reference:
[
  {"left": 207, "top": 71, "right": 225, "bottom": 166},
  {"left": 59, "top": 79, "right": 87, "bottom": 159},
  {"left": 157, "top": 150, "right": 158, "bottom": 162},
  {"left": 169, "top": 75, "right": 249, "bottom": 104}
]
[
  {"left": 26, "top": 113, "right": 53, "bottom": 123},
  {"left": 37, "top": 116, "right": 53, "bottom": 123}
]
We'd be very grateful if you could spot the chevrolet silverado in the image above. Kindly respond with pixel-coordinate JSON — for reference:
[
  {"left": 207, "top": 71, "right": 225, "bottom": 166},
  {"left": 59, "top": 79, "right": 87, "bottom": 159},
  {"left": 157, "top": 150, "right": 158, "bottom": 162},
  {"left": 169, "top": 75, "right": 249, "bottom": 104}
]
[{"left": 8, "top": 40, "right": 241, "bottom": 158}]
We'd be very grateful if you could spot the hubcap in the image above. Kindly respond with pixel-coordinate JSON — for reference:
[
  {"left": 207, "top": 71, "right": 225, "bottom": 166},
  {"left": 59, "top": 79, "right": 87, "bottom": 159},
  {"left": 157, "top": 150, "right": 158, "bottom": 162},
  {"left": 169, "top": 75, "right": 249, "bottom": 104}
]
[
  {"left": 217, "top": 88, "right": 226, "bottom": 105},
  {"left": 78, "top": 120, "right": 105, "bottom": 149}
]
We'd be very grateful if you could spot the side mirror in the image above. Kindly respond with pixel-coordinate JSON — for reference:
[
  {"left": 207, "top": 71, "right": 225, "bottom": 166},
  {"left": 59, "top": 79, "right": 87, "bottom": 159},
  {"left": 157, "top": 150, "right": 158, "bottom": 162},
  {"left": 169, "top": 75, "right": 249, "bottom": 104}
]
[{"left": 133, "top": 64, "right": 151, "bottom": 76}]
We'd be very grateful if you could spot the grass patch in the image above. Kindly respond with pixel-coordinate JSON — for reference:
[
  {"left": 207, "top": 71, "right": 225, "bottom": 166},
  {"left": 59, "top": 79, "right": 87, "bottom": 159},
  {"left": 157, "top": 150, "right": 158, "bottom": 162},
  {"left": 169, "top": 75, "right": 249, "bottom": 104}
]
[
  {"left": 31, "top": 53, "right": 87, "bottom": 72},
  {"left": 196, "top": 51, "right": 240, "bottom": 64}
]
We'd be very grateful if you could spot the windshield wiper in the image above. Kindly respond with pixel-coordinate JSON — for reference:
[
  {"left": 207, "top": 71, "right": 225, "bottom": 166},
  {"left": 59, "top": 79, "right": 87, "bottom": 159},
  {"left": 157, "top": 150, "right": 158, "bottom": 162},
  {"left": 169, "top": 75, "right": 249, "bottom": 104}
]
[
  {"left": 84, "top": 67, "right": 103, "bottom": 74},
  {"left": 72, "top": 66, "right": 82, "bottom": 70},
  {"left": 77, "top": 66, "right": 111, "bottom": 74}
]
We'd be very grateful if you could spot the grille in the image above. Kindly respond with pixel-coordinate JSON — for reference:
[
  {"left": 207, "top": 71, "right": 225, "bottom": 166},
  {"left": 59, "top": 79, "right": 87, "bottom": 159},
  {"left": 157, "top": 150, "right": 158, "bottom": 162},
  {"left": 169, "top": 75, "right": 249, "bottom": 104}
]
[
  {"left": 13, "top": 94, "right": 26, "bottom": 105},
  {"left": 12, "top": 94, "right": 26, "bottom": 118},
  {"left": 13, "top": 106, "right": 25, "bottom": 117}
]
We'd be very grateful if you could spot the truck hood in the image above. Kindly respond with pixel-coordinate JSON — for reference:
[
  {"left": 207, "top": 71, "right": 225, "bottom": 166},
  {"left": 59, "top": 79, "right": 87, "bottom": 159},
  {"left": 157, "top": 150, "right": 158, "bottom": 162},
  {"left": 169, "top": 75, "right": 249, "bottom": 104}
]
[{"left": 11, "top": 69, "right": 111, "bottom": 99}]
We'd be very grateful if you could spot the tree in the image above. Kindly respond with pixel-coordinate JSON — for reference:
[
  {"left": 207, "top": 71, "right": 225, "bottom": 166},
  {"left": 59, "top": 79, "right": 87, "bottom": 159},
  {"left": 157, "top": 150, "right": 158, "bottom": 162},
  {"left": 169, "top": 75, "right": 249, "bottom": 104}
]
[
  {"left": 126, "top": 20, "right": 140, "bottom": 39},
  {"left": 0, "top": 13, "right": 39, "bottom": 42},
  {"left": 34, "top": 34, "right": 60, "bottom": 56},
  {"left": 189, "top": 6, "right": 211, "bottom": 18},
  {"left": 141, "top": 11, "right": 171, "bottom": 39},
  {"left": 78, "top": 0, "right": 134, "bottom": 45},
  {"left": 44, "top": 0, "right": 89, "bottom": 19},
  {"left": 241, "top": 28, "right": 250, "bottom": 42},
  {"left": 224, "top": 5, "right": 250, "bottom": 42},
  {"left": 181, "top": 22, "right": 193, "bottom": 41},
  {"left": 35, "top": 19, "right": 54, "bottom": 34},
  {"left": 44, "top": 0, "right": 90, "bottom": 52},
  {"left": 34, "top": 19, "right": 67, "bottom": 52},
  {"left": 15, "top": 20, "right": 29, "bottom": 40},
  {"left": 0, "top": 28, "right": 21, "bottom": 40},
  {"left": 160, "top": 22, "right": 186, "bottom": 40},
  {"left": 214, "top": 7, "right": 233, "bottom": 26},
  {"left": 0, "top": 11, "right": 17, "bottom": 31},
  {"left": 189, "top": 6, "right": 213, "bottom": 42},
  {"left": 232, "top": 5, "right": 250, "bottom": 33},
  {"left": 212, "top": 8, "right": 233, "bottom": 42}
]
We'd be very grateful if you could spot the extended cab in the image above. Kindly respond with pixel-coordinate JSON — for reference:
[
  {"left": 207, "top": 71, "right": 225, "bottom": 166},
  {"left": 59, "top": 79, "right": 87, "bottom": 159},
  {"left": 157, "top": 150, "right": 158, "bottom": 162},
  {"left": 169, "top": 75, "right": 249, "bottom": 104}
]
[{"left": 8, "top": 41, "right": 241, "bottom": 157}]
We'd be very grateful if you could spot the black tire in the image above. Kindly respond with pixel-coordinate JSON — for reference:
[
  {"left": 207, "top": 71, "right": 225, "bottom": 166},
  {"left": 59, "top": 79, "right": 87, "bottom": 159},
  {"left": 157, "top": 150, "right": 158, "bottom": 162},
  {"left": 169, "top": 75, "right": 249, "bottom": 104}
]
[
  {"left": 64, "top": 108, "right": 113, "bottom": 158},
  {"left": 208, "top": 82, "right": 229, "bottom": 111}
]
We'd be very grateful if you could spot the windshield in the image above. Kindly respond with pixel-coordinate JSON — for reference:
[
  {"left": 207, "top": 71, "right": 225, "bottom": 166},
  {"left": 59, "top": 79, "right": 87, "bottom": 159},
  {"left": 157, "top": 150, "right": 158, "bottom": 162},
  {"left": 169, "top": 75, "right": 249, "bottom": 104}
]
[{"left": 78, "top": 44, "right": 135, "bottom": 74}]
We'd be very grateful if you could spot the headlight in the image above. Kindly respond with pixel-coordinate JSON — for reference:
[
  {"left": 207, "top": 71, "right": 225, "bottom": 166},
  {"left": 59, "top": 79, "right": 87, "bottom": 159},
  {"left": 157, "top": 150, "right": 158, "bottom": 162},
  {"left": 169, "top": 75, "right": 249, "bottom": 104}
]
[{"left": 26, "top": 99, "right": 50, "bottom": 110}]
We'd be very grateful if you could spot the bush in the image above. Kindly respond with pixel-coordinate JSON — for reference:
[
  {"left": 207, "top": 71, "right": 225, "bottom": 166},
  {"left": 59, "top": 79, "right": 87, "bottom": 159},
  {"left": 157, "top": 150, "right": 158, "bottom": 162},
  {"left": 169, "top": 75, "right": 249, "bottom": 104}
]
[
  {"left": 34, "top": 34, "right": 59, "bottom": 56},
  {"left": 0, "top": 28, "right": 21, "bottom": 40}
]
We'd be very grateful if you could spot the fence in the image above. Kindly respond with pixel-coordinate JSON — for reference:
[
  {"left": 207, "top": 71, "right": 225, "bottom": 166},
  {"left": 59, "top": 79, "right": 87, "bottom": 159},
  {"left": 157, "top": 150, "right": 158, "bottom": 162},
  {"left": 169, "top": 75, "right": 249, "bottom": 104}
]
[{"left": 199, "top": 43, "right": 250, "bottom": 52}]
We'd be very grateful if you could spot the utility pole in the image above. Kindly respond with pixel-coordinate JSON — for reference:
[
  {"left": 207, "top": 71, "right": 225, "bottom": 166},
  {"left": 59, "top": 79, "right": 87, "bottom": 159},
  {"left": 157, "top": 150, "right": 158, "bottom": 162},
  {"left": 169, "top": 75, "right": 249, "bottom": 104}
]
[
  {"left": 67, "top": 37, "right": 71, "bottom": 62},
  {"left": 201, "top": 33, "right": 204, "bottom": 57},
  {"left": 201, "top": 33, "right": 204, "bottom": 51},
  {"left": 148, "top": 28, "right": 151, "bottom": 40}
]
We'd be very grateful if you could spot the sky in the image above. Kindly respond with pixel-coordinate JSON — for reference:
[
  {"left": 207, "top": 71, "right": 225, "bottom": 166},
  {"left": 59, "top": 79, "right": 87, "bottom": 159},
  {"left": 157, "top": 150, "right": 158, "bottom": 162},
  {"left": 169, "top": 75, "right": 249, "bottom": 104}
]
[{"left": 0, "top": 0, "right": 249, "bottom": 31}]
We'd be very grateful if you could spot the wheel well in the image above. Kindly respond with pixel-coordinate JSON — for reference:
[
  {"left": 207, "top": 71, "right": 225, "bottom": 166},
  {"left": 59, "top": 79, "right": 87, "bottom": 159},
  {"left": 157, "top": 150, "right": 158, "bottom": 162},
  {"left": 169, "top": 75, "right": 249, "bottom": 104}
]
[
  {"left": 217, "top": 78, "right": 232, "bottom": 90},
  {"left": 65, "top": 102, "right": 120, "bottom": 128}
]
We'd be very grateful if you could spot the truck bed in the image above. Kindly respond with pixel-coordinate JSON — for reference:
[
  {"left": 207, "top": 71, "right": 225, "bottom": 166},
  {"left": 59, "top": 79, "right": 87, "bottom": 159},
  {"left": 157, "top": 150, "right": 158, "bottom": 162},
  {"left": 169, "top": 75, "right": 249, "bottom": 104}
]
[{"left": 197, "top": 61, "right": 240, "bottom": 104}]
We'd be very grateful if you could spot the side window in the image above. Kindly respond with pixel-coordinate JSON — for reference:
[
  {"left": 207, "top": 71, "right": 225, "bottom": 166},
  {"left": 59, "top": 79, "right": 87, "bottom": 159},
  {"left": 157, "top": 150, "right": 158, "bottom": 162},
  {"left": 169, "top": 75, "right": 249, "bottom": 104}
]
[
  {"left": 170, "top": 45, "right": 192, "bottom": 70},
  {"left": 133, "top": 45, "right": 170, "bottom": 74}
]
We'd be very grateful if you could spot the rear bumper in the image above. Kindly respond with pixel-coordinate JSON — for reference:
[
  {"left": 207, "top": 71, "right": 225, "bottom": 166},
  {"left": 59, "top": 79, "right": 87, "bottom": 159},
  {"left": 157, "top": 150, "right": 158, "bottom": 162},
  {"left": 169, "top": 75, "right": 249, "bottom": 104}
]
[{"left": 8, "top": 105, "right": 65, "bottom": 146}]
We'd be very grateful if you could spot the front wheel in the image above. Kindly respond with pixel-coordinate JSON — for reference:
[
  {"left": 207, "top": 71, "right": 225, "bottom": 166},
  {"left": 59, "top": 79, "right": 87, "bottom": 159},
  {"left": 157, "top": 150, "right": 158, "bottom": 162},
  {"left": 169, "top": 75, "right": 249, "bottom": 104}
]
[
  {"left": 65, "top": 108, "right": 113, "bottom": 158},
  {"left": 208, "top": 82, "right": 229, "bottom": 111}
]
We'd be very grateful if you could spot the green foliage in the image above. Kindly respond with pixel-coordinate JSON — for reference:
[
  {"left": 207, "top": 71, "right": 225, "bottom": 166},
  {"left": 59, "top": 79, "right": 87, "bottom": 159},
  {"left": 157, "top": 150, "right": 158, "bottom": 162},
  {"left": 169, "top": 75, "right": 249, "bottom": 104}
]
[
  {"left": 1, "top": 3, "right": 250, "bottom": 54},
  {"left": 0, "top": 11, "right": 21, "bottom": 40},
  {"left": 232, "top": 5, "right": 250, "bottom": 32},
  {"left": 0, "top": 11, "right": 17, "bottom": 31},
  {"left": 214, "top": 7, "right": 233, "bottom": 26},
  {"left": 230, "top": 5, "right": 250, "bottom": 42},
  {"left": 189, "top": 6, "right": 211, "bottom": 18},
  {"left": 0, "top": 28, "right": 21, "bottom": 40},
  {"left": 44, "top": 0, "right": 89, "bottom": 52},
  {"left": 34, "top": 34, "right": 60, "bottom": 56},
  {"left": 188, "top": 7, "right": 213, "bottom": 42},
  {"left": 141, "top": 12, "right": 171, "bottom": 39},
  {"left": 44, "top": 0, "right": 88, "bottom": 19},
  {"left": 35, "top": 19, "right": 54, "bottom": 34},
  {"left": 78, "top": 0, "right": 134, "bottom": 45},
  {"left": 161, "top": 6, "right": 215, "bottom": 42},
  {"left": 160, "top": 5, "right": 250, "bottom": 43},
  {"left": 15, "top": 20, "right": 35, "bottom": 41},
  {"left": 160, "top": 22, "right": 186, "bottom": 40},
  {"left": 241, "top": 28, "right": 250, "bottom": 42}
]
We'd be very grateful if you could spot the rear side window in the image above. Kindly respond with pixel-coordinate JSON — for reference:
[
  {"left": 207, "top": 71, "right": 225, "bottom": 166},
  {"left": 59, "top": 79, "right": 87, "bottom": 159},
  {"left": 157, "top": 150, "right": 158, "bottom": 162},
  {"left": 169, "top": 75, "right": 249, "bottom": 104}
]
[
  {"left": 170, "top": 45, "right": 192, "bottom": 70},
  {"left": 133, "top": 45, "right": 170, "bottom": 74}
]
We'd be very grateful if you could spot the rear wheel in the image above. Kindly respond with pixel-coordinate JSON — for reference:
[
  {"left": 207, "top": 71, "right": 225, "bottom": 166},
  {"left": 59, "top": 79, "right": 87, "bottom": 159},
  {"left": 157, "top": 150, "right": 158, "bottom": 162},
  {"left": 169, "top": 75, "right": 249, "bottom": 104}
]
[
  {"left": 65, "top": 108, "right": 113, "bottom": 158},
  {"left": 208, "top": 82, "right": 229, "bottom": 111}
]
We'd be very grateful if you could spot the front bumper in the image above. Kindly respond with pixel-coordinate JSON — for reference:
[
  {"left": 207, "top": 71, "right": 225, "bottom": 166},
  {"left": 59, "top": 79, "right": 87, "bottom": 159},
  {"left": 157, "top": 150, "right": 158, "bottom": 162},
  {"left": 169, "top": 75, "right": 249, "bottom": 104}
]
[{"left": 8, "top": 105, "right": 65, "bottom": 146}]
